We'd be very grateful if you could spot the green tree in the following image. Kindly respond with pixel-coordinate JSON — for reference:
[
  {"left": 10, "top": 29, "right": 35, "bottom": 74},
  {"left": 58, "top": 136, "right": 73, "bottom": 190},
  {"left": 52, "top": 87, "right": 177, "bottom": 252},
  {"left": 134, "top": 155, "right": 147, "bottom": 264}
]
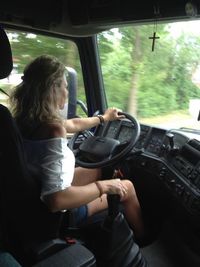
[{"left": 98, "top": 23, "right": 200, "bottom": 118}]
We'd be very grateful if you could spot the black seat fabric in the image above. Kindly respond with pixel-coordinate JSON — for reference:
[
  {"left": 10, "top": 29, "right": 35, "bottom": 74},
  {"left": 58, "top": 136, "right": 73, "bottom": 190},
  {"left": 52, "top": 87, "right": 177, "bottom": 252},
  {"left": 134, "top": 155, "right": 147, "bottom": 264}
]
[
  {"left": 0, "top": 26, "right": 13, "bottom": 79},
  {"left": 0, "top": 104, "right": 65, "bottom": 264},
  {"left": 32, "top": 244, "right": 96, "bottom": 267}
]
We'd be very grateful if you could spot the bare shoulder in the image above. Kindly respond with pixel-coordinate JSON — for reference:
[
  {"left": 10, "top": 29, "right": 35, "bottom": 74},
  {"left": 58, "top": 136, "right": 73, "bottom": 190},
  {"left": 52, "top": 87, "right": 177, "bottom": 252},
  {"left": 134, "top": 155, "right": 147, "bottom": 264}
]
[
  {"left": 29, "top": 121, "right": 66, "bottom": 139},
  {"left": 47, "top": 123, "right": 66, "bottom": 138}
]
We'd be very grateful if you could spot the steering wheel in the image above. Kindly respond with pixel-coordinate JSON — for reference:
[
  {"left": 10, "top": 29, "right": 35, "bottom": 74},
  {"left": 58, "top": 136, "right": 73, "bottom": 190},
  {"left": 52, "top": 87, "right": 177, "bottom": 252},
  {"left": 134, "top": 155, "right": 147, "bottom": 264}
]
[{"left": 68, "top": 112, "right": 140, "bottom": 168}]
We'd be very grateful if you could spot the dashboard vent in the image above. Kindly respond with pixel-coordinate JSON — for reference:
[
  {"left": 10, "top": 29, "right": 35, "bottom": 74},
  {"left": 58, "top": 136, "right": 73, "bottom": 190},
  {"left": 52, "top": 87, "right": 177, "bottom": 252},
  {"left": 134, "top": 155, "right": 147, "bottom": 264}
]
[{"left": 188, "top": 139, "right": 200, "bottom": 152}]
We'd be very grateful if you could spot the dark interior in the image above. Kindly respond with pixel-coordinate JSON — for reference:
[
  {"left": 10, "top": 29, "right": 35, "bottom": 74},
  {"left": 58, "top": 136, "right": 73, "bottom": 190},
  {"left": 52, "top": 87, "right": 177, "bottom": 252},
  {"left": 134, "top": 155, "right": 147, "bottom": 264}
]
[{"left": 0, "top": 1, "right": 200, "bottom": 266}]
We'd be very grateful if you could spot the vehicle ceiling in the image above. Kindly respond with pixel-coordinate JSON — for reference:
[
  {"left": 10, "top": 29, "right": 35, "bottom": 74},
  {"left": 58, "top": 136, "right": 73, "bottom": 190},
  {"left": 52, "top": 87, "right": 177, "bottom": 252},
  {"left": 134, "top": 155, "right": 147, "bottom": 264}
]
[{"left": 0, "top": 0, "right": 200, "bottom": 37}]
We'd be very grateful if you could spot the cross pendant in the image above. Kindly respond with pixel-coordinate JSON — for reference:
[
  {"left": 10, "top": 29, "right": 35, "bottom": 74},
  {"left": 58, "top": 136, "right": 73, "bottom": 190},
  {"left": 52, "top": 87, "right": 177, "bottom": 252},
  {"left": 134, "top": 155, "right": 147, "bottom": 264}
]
[{"left": 149, "top": 32, "right": 160, "bottom": 51}]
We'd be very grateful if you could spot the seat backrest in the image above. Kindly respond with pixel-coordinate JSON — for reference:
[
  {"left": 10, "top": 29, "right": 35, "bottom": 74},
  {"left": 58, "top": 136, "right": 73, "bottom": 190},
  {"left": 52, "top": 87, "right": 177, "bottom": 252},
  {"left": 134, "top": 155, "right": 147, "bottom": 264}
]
[
  {"left": 0, "top": 25, "right": 13, "bottom": 252},
  {"left": 0, "top": 104, "right": 65, "bottom": 258},
  {"left": 0, "top": 27, "right": 64, "bottom": 263},
  {"left": 0, "top": 25, "right": 13, "bottom": 79}
]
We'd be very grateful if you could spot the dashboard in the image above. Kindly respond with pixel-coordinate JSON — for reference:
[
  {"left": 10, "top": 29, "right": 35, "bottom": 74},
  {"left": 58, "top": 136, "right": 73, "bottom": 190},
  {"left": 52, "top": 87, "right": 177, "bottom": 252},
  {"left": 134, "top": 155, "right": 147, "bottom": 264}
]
[
  {"left": 100, "top": 120, "right": 200, "bottom": 220},
  {"left": 103, "top": 119, "right": 135, "bottom": 143}
]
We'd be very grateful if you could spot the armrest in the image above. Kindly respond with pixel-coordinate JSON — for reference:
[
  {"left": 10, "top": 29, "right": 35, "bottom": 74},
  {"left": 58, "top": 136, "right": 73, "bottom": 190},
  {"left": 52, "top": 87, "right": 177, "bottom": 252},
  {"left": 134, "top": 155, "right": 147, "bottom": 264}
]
[
  {"left": 32, "top": 243, "right": 96, "bottom": 267},
  {"left": 31, "top": 238, "right": 68, "bottom": 262}
]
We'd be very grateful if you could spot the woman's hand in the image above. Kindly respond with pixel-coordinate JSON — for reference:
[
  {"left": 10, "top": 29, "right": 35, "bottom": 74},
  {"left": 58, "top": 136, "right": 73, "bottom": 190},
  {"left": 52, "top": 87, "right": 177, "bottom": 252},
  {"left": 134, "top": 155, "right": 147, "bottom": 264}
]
[
  {"left": 100, "top": 179, "right": 128, "bottom": 199},
  {"left": 102, "top": 107, "right": 125, "bottom": 122}
]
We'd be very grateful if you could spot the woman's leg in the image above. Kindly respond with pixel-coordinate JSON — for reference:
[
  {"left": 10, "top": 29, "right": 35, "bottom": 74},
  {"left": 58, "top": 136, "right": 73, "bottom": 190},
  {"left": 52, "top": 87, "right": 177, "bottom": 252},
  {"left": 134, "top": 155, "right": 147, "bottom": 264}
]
[
  {"left": 72, "top": 167, "right": 101, "bottom": 186},
  {"left": 72, "top": 168, "right": 144, "bottom": 240},
  {"left": 120, "top": 179, "right": 144, "bottom": 240},
  {"left": 87, "top": 194, "right": 108, "bottom": 216},
  {"left": 87, "top": 179, "right": 144, "bottom": 240}
]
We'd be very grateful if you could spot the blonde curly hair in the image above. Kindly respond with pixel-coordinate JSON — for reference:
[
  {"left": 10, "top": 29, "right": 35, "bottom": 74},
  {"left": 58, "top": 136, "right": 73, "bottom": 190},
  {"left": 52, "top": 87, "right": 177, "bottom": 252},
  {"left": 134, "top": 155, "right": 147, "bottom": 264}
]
[{"left": 10, "top": 55, "right": 66, "bottom": 133}]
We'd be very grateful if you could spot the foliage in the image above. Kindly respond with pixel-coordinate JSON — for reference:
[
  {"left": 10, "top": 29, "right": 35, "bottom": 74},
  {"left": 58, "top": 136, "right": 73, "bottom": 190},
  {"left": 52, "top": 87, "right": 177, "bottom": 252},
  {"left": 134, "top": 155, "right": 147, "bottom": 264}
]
[
  {"left": 98, "top": 23, "right": 200, "bottom": 118},
  {"left": 3, "top": 23, "right": 200, "bottom": 121},
  {"left": 5, "top": 30, "right": 86, "bottom": 106}
]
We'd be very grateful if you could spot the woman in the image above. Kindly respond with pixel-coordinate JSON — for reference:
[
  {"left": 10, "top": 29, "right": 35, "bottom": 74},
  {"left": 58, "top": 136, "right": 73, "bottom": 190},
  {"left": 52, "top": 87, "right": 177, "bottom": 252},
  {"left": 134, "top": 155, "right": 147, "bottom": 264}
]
[{"left": 10, "top": 55, "right": 144, "bottom": 240}]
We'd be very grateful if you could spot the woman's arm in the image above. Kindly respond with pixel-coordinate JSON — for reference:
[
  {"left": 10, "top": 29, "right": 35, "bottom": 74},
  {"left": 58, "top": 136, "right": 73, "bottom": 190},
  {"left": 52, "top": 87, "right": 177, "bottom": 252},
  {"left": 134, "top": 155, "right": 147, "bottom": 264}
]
[
  {"left": 64, "top": 116, "right": 102, "bottom": 133},
  {"left": 64, "top": 107, "right": 124, "bottom": 133},
  {"left": 44, "top": 179, "right": 127, "bottom": 212}
]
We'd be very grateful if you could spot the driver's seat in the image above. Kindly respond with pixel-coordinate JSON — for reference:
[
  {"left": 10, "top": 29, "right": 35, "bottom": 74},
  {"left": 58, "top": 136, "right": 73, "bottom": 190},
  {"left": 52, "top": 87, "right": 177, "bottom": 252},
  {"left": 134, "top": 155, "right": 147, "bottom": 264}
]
[
  {"left": 0, "top": 103, "right": 64, "bottom": 243},
  {"left": 0, "top": 103, "right": 97, "bottom": 267}
]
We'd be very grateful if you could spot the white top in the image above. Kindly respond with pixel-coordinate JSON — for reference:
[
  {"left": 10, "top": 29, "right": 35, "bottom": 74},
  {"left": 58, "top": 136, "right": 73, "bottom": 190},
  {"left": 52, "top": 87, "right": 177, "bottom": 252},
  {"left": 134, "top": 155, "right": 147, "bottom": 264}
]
[{"left": 23, "top": 138, "right": 75, "bottom": 200}]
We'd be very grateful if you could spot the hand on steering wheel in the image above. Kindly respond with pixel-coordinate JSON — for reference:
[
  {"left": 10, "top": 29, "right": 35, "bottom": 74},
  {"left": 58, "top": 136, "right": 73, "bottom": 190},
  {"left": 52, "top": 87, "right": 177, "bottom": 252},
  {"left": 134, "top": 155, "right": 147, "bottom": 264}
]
[{"left": 68, "top": 112, "right": 140, "bottom": 168}]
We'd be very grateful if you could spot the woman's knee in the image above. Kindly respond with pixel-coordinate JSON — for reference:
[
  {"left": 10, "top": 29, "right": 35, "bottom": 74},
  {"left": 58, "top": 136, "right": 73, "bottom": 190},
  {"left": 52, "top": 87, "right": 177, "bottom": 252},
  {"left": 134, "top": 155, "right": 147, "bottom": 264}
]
[
  {"left": 122, "top": 179, "right": 134, "bottom": 189},
  {"left": 122, "top": 179, "right": 137, "bottom": 198}
]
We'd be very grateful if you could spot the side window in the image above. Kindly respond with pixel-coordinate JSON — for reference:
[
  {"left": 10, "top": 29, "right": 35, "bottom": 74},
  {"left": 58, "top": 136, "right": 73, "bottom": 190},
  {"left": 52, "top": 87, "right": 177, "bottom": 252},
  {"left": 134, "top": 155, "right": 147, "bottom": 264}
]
[{"left": 0, "top": 29, "right": 86, "bottom": 118}]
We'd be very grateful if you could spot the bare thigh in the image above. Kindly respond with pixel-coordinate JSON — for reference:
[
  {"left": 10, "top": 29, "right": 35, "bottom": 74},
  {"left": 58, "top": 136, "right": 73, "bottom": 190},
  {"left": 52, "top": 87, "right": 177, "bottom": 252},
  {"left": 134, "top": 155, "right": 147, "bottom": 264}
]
[
  {"left": 87, "top": 194, "right": 108, "bottom": 217},
  {"left": 72, "top": 167, "right": 102, "bottom": 186}
]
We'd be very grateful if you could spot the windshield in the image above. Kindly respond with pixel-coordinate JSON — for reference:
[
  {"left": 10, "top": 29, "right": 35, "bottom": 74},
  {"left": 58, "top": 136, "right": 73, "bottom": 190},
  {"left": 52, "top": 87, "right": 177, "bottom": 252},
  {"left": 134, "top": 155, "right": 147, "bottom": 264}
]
[{"left": 97, "top": 20, "right": 200, "bottom": 131}]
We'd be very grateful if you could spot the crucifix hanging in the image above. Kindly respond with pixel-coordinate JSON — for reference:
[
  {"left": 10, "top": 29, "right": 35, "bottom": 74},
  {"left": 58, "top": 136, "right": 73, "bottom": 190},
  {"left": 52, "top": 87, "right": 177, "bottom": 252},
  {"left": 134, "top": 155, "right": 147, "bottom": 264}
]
[
  {"left": 149, "top": 5, "right": 160, "bottom": 51},
  {"left": 149, "top": 31, "right": 159, "bottom": 51}
]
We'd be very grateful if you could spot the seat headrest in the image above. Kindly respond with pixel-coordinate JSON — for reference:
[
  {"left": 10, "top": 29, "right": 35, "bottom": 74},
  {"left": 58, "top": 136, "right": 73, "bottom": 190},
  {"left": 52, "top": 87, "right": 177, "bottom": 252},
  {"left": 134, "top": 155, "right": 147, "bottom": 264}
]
[{"left": 0, "top": 26, "right": 13, "bottom": 79}]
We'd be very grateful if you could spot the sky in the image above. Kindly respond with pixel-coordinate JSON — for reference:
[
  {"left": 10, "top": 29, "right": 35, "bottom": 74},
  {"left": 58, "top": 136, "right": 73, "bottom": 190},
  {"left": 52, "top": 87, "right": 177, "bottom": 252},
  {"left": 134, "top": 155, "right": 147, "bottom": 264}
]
[
  {"left": 104, "top": 19, "right": 200, "bottom": 43},
  {"left": 168, "top": 19, "right": 200, "bottom": 38}
]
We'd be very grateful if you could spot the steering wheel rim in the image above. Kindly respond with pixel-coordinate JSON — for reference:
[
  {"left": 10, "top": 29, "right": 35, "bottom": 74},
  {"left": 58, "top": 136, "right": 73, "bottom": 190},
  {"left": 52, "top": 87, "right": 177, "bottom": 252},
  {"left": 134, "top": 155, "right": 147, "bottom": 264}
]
[{"left": 69, "top": 112, "right": 140, "bottom": 168}]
